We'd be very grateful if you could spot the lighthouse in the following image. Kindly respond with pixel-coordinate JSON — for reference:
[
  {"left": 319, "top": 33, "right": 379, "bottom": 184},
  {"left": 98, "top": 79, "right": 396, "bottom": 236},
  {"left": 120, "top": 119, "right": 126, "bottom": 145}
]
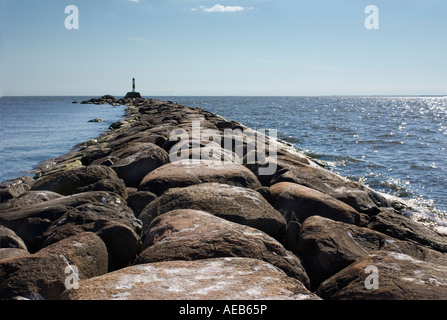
[{"left": 123, "top": 77, "right": 142, "bottom": 99}]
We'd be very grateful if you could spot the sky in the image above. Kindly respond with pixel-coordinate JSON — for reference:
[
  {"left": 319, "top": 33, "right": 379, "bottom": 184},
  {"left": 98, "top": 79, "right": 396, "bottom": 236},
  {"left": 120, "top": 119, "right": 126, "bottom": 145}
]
[{"left": 0, "top": 0, "right": 446, "bottom": 96}]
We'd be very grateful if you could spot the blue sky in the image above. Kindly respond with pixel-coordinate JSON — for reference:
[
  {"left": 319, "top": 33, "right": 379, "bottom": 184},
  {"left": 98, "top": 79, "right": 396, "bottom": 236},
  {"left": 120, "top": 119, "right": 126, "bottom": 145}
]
[{"left": 0, "top": 0, "right": 446, "bottom": 96}]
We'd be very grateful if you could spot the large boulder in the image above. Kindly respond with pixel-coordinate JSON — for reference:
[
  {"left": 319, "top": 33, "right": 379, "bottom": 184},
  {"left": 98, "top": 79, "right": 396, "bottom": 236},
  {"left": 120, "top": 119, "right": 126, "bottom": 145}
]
[
  {"left": 135, "top": 209, "right": 309, "bottom": 286},
  {"left": 316, "top": 250, "right": 447, "bottom": 300},
  {"left": 269, "top": 182, "right": 367, "bottom": 226},
  {"left": 0, "top": 176, "right": 33, "bottom": 204},
  {"left": 88, "top": 134, "right": 165, "bottom": 164},
  {"left": 63, "top": 257, "right": 320, "bottom": 300},
  {"left": 110, "top": 143, "right": 169, "bottom": 187},
  {"left": 39, "top": 201, "right": 142, "bottom": 271},
  {"left": 0, "top": 248, "right": 30, "bottom": 261},
  {"left": 270, "top": 163, "right": 386, "bottom": 214},
  {"left": 139, "top": 183, "right": 287, "bottom": 241},
  {"left": 0, "top": 226, "right": 28, "bottom": 251},
  {"left": 368, "top": 209, "right": 447, "bottom": 253},
  {"left": 73, "top": 179, "right": 127, "bottom": 199},
  {"left": 163, "top": 139, "right": 222, "bottom": 159},
  {"left": 95, "top": 221, "right": 142, "bottom": 271},
  {"left": 40, "top": 201, "right": 142, "bottom": 243},
  {"left": 243, "top": 148, "right": 311, "bottom": 186},
  {"left": 31, "top": 165, "right": 121, "bottom": 196},
  {"left": 0, "top": 232, "right": 108, "bottom": 300},
  {"left": 125, "top": 190, "right": 157, "bottom": 217},
  {"left": 296, "top": 216, "right": 394, "bottom": 288},
  {"left": 138, "top": 160, "right": 262, "bottom": 196},
  {"left": 0, "top": 191, "right": 63, "bottom": 211},
  {"left": 170, "top": 147, "right": 242, "bottom": 165},
  {"left": 0, "top": 191, "right": 131, "bottom": 252}
]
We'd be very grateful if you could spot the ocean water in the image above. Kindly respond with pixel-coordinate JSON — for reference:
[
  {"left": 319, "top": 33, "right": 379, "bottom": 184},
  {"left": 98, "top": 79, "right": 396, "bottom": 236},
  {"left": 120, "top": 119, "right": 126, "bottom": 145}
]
[
  {"left": 1, "top": 95, "right": 446, "bottom": 225},
  {"left": 0, "top": 96, "right": 126, "bottom": 182}
]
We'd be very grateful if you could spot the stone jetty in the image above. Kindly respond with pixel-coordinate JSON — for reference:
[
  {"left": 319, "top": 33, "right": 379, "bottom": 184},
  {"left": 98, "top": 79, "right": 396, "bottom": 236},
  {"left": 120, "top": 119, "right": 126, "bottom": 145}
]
[{"left": 0, "top": 95, "right": 446, "bottom": 300}]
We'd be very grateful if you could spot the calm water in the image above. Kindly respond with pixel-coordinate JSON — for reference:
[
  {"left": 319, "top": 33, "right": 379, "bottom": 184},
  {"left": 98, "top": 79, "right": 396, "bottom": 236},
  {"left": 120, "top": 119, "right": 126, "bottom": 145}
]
[
  {"left": 0, "top": 96, "right": 126, "bottom": 182},
  {"left": 1, "top": 96, "right": 446, "bottom": 224}
]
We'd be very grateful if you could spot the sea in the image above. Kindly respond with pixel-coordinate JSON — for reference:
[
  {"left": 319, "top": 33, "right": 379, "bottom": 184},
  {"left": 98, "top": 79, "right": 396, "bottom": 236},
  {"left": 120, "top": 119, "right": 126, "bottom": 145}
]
[{"left": 1, "top": 96, "right": 446, "bottom": 228}]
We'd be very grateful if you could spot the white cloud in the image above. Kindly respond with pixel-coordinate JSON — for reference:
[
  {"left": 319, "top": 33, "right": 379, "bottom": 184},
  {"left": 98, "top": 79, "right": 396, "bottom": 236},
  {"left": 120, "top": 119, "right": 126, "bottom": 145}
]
[
  {"left": 127, "top": 0, "right": 140, "bottom": 3},
  {"left": 205, "top": 4, "right": 244, "bottom": 12},
  {"left": 192, "top": 4, "right": 252, "bottom": 13}
]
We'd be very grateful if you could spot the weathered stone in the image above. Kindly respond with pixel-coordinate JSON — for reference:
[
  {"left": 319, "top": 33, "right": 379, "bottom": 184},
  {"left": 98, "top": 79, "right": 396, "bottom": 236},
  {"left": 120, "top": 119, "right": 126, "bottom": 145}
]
[
  {"left": 33, "top": 157, "right": 83, "bottom": 179},
  {"left": 276, "top": 148, "right": 314, "bottom": 167},
  {"left": 111, "top": 143, "right": 169, "bottom": 187},
  {"left": 63, "top": 257, "right": 320, "bottom": 300},
  {"left": 126, "top": 190, "right": 157, "bottom": 217},
  {"left": 78, "top": 145, "right": 112, "bottom": 167},
  {"left": 40, "top": 201, "right": 142, "bottom": 270},
  {"left": 368, "top": 208, "right": 447, "bottom": 253},
  {"left": 316, "top": 250, "right": 447, "bottom": 300},
  {"left": 271, "top": 164, "right": 385, "bottom": 214},
  {"left": 169, "top": 147, "right": 242, "bottom": 165},
  {"left": 135, "top": 209, "right": 309, "bottom": 286},
  {"left": 15, "top": 219, "right": 52, "bottom": 253},
  {"left": 0, "top": 191, "right": 130, "bottom": 252},
  {"left": 0, "top": 248, "right": 30, "bottom": 261},
  {"left": 109, "top": 120, "right": 129, "bottom": 130},
  {"left": 163, "top": 138, "right": 221, "bottom": 156},
  {"left": 0, "top": 176, "right": 33, "bottom": 204},
  {"left": 269, "top": 182, "right": 367, "bottom": 226},
  {"left": 0, "top": 192, "right": 126, "bottom": 225},
  {"left": 139, "top": 183, "right": 286, "bottom": 241},
  {"left": 95, "top": 221, "right": 142, "bottom": 271},
  {"left": 0, "top": 232, "right": 108, "bottom": 300},
  {"left": 0, "top": 191, "right": 62, "bottom": 211},
  {"left": 243, "top": 146, "right": 312, "bottom": 186},
  {"left": 95, "top": 132, "right": 168, "bottom": 158},
  {"left": 244, "top": 156, "right": 279, "bottom": 187},
  {"left": 138, "top": 160, "right": 262, "bottom": 196},
  {"left": 0, "top": 226, "right": 28, "bottom": 251},
  {"left": 74, "top": 178, "right": 128, "bottom": 199},
  {"left": 296, "top": 216, "right": 395, "bottom": 288},
  {"left": 31, "top": 165, "right": 120, "bottom": 196}
]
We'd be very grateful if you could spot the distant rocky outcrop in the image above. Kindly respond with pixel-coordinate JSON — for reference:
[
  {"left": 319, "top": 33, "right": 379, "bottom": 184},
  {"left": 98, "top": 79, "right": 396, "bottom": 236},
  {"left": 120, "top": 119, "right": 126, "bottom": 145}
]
[
  {"left": 0, "top": 97, "right": 446, "bottom": 300},
  {"left": 82, "top": 94, "right": 141, "bottom": 106},
  {"left": 81, "top": 95, "right": 119, "bottom": 106}
]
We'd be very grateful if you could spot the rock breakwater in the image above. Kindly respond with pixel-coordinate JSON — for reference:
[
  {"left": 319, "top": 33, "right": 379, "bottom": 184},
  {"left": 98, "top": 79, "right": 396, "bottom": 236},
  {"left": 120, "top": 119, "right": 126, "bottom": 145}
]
[{"left": 0, "top": 95, "right": 446, "bottom": 300}]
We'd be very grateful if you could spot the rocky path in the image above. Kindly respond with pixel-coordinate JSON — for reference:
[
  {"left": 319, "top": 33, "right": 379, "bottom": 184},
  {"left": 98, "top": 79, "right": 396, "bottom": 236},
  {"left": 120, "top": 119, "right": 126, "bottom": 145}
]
[{"left": 0, "top": 95, "right": 446, "bottom": 300}]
